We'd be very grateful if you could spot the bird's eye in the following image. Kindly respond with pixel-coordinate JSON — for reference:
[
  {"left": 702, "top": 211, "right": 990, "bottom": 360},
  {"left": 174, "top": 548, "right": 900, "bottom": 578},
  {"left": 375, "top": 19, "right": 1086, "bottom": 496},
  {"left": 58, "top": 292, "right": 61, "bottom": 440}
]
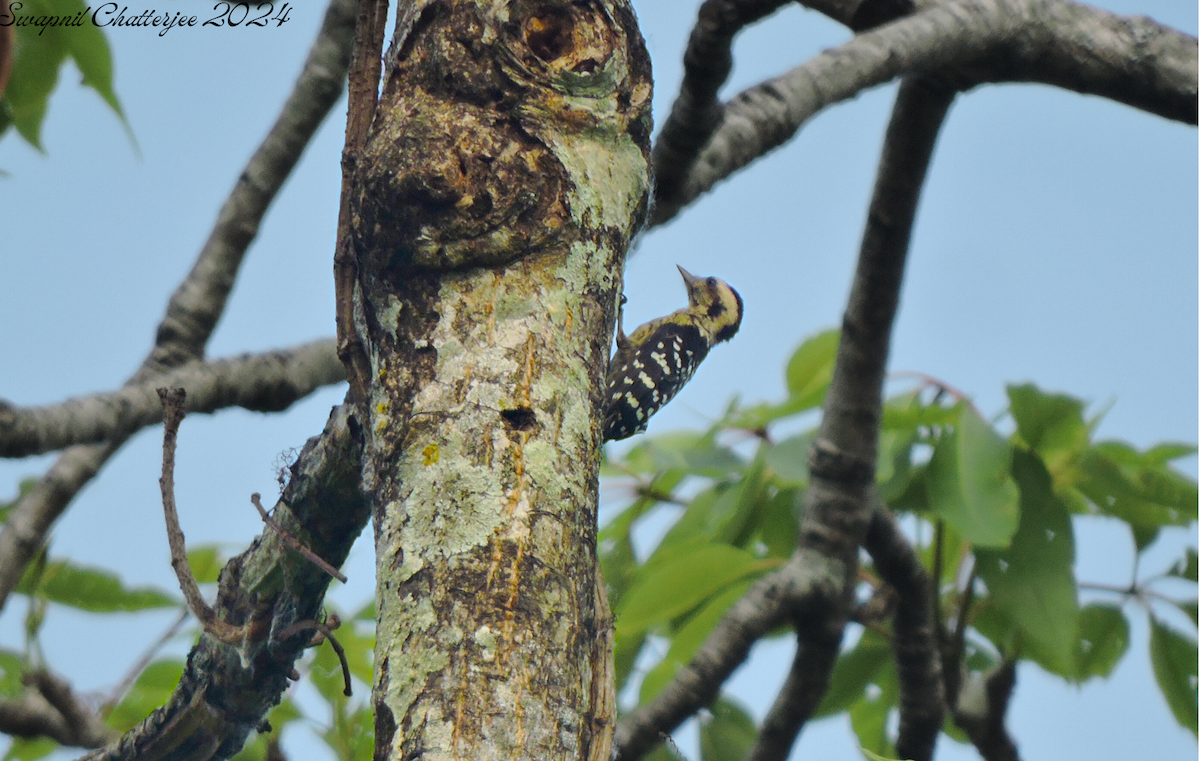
[{"left": 705, "top": 277, "right": 717, "bottom": 288}]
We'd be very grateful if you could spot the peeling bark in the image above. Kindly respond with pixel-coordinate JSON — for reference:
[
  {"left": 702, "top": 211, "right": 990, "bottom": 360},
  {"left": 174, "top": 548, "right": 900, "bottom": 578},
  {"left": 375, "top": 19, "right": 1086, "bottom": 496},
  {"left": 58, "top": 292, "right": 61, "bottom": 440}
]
[{"left": 348, "top": 2, "right": 652, "bottom": 758}]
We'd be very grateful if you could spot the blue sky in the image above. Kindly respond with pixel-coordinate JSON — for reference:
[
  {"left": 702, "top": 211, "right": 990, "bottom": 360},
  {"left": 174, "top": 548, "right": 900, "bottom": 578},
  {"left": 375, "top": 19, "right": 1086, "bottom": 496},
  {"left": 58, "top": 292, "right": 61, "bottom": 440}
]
[{"left": 0, "top": 0, "right": 1196, "bottom": 759}]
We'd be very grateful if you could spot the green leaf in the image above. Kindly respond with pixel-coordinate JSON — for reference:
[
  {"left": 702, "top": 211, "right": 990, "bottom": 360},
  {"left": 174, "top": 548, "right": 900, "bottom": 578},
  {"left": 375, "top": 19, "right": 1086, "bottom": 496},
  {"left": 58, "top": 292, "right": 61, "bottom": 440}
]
[
  {"left": 764, "top": 432, "right": 813, "bottom": 485},
  {"left": 859, "top": 749, "right": 909, "bottom": 761},
  {"left": 717, "top": 451, "right": 768, "bottom": 547},
  {"left": 16, "top": 560, "right": 178, "bottom": 612},
  {"left": 614, "top": 630, "right": 646, "bottom": 695},
  {"left": 926, "top": 405, "right": 1020, "bottom": 548},
  {"left": 700, "top": 697, "right": 757, "bottom": 761},
  {"left": 655, "top": 447, "right": 767, "bottom": 553},
  {"left": 1143, "top": 443, "right": 1198, "bottom": 465},
  {"left": 2, "top": 0, "right": 130, "bottom": 150},
  {"left": 1074, "top": 603, "right": 1129, "bottom": 680},
  {"left": 1131, "top": 524, "right": 1160, "bottom": 553},
  {"left": 107, "top": 659, "right": 185, "bottom": 732},
  {"left": 4, "top": 13, "right": 68, "bottom": 149},
  {"left": 3, "top": 737, "right": 57, "bottom": 761},
  {"left": 645, "top": 746, "right": 683, "bottom": 761},
  {"left": 1148, "top": 616, "right": 1198, "bottom": 735},
  {"left": 639, "top": 581, "right": 751, "bottom": 702},
  {"left": 641, "top": 433, "right": 745, "bottom": 478},
  {"left": 881, "top": 390, "right": 961, "bottom": 432},
  {"left": 876, "top": 429, "right": 914, "bottom": 502},
  {"left": 756, "top": 487, "right": 800, "bottom": 559},
  {"left": 58, "top": 0, "right": 121, "bottom": 113},
  {"left": 616, "top": 542, "right": 767, "bottom": 639},
  {"left": 1006, "top": 384, "right": 1088, "bottom": 481},
  {"left": 0, "top": 650, "right": 26, "bottom": 697},
  {"left": 1173, "top": 600, "right": 1198, "bottom": 628},
  {"left": 815, "top": 629, "right": 892, "bottom": 718},
  {"left": 726, "top": 398, "right": 805, "bottom": 430},
  {"left": 656, "top": 487, "right": 727, "bottom": 551},
  {"left": 323, "top": 703, "right": 374, "bottom": 761},
  {"left": 186, "top": 545, "right": 228, "bottom": 585},
  {"left": 785, "top": 329, "right": 839, "bottom": 406},
  {"left": 849, "top": 661, "right": 897, "bottom": 759},
  {"left": 975, "top": 451, "right": 1079, "bottom": 675},
  {"left": 1078, "top": 443, "right": 1198, "bottom": 530}
]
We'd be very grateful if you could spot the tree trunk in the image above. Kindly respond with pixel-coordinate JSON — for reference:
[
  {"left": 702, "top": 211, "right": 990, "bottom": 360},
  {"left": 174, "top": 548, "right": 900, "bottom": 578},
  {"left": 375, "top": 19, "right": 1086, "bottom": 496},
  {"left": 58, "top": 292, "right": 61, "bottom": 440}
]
[{"left": 348, "top": 1, "right": 652, "bottom": 758}]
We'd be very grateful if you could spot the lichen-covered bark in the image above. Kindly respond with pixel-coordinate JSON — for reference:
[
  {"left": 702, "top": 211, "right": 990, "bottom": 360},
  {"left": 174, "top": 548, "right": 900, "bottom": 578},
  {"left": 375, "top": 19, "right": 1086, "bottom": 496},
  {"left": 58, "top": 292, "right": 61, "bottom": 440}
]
[{"left": 348, "top": 2, "right": 652, "bottom": 759}]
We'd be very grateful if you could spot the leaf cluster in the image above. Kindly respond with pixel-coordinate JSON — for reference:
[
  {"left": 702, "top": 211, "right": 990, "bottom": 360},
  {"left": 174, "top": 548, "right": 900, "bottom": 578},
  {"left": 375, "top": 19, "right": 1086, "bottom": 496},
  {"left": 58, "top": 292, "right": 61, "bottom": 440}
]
[
  {"left": 0, "top": 0, "right": 127, "bottom": 151},
  {"left": 599, "top": 330, "right": 1198, "bottom": 758}
]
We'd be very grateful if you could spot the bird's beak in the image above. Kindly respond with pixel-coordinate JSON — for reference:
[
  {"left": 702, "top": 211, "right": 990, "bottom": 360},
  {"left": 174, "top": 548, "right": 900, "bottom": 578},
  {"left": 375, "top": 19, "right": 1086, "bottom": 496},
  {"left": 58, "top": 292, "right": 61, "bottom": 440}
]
[{"left": 676, "top": 265, "right": 701, "bottom": 288}]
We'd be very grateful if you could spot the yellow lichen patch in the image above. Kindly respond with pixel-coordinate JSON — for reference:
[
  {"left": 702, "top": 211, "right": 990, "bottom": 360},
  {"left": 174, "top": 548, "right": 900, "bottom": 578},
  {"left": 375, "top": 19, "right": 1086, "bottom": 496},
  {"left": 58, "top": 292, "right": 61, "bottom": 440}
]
[
  {"left": 423, "top": 444, "right": 440, "bottom": 466},
  {"left": 377, "top": 401, "right": 390, "bottom": 415}
]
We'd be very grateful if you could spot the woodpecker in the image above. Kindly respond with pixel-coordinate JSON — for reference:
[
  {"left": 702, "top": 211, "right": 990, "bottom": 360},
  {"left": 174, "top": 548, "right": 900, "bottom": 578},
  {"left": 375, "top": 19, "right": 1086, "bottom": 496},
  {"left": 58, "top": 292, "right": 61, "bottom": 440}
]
[{"left": 603, "top": 266, "right": 743, "bottom": 441}]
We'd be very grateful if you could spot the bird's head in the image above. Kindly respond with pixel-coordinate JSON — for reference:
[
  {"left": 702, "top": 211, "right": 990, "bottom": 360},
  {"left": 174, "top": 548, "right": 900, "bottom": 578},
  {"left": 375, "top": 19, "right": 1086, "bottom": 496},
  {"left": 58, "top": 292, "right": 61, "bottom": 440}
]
[{"left": 677, "top": 265, "right": 743, "bottom": 343}]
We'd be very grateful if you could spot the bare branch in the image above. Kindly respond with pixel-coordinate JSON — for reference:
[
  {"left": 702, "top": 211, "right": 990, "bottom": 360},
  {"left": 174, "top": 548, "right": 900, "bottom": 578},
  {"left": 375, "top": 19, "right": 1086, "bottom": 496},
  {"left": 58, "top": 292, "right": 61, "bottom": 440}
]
[
  {"left": 78, "top": 403, "right": 368, "bottom": 761},
  {"left": 333, "top": 0, "right": 390, "bottom": 403},
  {"left": 865, "top": 504, "right": 944, "bottom": 761},
  {"left": 652, "top": 0, "right": 915, "bottom": 208},
  {"left": 649, "top": 0, "right": 1197, "bottom": 225},
  {"left": 0, "top": 0, "right": 359, "bottom": 614},
  {"left": 0, "top": 670, "right": 114, "bottom": 749},
  {"left": 652, "top": 0, "right": 792, "bottom": 204},
  {"left": 744, "top": 626, "right": 841, "bottom": 761},
  {"left": 771, "top": 76, "right": 955, "bottom": 761},
  {"left": 0, "top": 340, "right": 344, "bottom": 459},
  {"left": 953, "top": 660, "right": 1021, "bottom": 761}
]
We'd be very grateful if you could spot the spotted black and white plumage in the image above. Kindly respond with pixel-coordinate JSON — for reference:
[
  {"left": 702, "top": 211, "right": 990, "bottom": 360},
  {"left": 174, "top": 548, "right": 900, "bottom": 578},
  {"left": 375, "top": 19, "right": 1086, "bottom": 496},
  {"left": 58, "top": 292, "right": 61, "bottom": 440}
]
[{"left": 603, "top": 266, "right": 743, "bottom": 442}]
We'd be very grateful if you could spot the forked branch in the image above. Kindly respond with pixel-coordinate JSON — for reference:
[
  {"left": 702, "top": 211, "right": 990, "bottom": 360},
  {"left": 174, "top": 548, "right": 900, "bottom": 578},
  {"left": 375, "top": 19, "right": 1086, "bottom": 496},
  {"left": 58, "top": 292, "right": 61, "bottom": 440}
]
[{"left": 0, "top": 0, "right": 360, "bottom": 615}]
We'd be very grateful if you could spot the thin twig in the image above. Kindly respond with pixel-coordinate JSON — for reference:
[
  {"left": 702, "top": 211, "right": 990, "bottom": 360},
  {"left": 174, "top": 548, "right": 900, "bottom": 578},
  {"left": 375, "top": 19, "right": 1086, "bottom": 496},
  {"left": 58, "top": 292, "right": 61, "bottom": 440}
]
[
  {"left": 278, "top": 619, "right": 352, "bottom": 697},
  {"left": 944, "top": 562, "right": 978, "bottom": 708},
  {"left": 891, "top": 370, "right": 981, "bottom": 416},
  {"left": 157, "top": 388, "right": 243, "bottom": 644},
  {"left": 1078, "top": 580, "right": 1184, "bottom": 606},
  {"left": 251, "top": 494, "right": 348, "bottom": 583}
]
